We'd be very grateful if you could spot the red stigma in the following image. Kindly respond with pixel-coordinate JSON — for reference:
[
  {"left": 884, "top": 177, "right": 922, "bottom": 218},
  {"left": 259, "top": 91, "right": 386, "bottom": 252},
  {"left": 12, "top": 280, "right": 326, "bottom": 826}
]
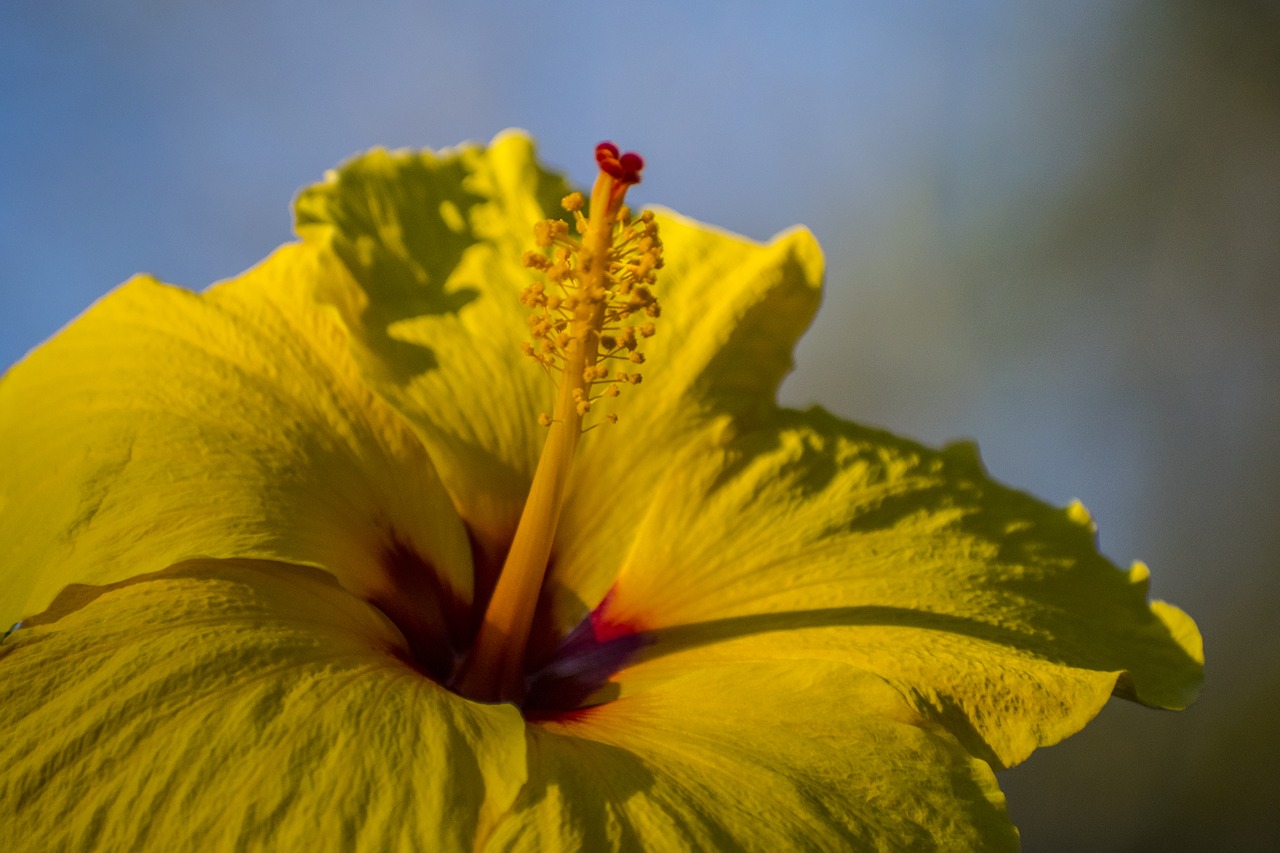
[{"left": 594, "top": 141, "right": 644, "bottom": 186}]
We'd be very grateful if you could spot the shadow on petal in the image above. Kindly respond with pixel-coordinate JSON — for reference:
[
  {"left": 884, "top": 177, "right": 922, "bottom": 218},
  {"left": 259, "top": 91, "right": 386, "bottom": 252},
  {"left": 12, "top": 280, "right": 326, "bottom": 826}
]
[{"left": 296, "top": 152, "right": 487, "bottom": 381}]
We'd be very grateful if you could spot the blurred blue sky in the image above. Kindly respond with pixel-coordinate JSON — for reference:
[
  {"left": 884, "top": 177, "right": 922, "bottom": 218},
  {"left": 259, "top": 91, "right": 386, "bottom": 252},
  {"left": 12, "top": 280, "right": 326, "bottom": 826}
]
[
  {"left": 3, "top": 1, "right": 1278, "bottom": 849},
  {"left": 2, "top": 2, "right": 1140, "bottom": 368}
]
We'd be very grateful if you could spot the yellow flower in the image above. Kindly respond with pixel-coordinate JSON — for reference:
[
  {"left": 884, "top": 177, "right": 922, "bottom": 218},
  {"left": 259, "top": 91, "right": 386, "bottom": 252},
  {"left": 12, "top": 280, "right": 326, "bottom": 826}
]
[{"left": 0, "top": 132, "right": 1202, "bottom": 850}]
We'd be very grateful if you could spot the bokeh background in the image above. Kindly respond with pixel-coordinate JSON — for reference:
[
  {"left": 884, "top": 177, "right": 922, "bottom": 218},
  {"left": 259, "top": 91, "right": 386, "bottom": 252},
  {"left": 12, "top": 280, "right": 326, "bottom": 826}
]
[{"left": 3, "top": 1, "right": 1276, "bottom": 849}]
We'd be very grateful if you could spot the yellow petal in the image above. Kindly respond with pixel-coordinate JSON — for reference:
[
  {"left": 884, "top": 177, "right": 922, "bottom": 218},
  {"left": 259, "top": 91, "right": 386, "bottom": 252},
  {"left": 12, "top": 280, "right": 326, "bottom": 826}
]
[
  {"left": 489, "top": 661, "right": 1017, "bottom": 851},
  {"left": 0, "top": 560, "right": 527, "bottom": 852},
  {"left": 580, "top": 411, "right": 1203, "bottom": 769},
  {"left": 0, "top": 246, "right": 473, "bottom": 673}
]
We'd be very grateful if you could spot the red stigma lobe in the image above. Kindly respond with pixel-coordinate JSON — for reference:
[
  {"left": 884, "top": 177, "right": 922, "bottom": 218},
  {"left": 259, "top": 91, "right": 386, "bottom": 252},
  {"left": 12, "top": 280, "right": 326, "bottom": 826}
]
[{"left": 595, "top": 141, "right": 644, "bottom": 186}]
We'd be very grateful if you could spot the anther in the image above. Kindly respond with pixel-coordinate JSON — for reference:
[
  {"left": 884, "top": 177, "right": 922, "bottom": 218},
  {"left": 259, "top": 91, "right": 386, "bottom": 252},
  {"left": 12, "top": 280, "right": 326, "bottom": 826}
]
[
  {"left": 523, "top": 250, "right": 551, "bottom": 270},
  {"left": 533, "top": 220, "right": 568, "bottom": 247}
]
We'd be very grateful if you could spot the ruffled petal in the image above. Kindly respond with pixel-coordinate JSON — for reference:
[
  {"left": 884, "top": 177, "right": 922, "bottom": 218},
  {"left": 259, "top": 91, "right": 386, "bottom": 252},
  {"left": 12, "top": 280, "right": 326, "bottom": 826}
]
[
  {"left": 582, "top": 409, "right": 1203, "bottom": 768},
  {"left": 0, "top": 560, "right": 527, "bottom": 852},
  {"left": 293, "top": 133, "right": 572, "bottom": 586},
  {"left": 492, "top": 662, "right": 1017, "bottom": 851},
  {"left": 0, "top": 247, "right": 473, "bottom": 670}
]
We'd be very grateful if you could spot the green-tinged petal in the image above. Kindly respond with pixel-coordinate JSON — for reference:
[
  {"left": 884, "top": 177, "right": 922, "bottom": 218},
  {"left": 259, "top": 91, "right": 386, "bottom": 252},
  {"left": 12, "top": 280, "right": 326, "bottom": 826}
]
[
  {"left": 0, "top": 247, "right": 473, "bottom": 671},
  {"left": 0, "top": 560, "right": 528, "bottom": 852},
  {"left": 489, "top": 662, "right": 1016, "bottom": 851},
  {"left": 294, "top": 132, "right": 572, "bottom": 583},
  {"left": 585, "top": 408, "right": 1203, "bottom": 769}
]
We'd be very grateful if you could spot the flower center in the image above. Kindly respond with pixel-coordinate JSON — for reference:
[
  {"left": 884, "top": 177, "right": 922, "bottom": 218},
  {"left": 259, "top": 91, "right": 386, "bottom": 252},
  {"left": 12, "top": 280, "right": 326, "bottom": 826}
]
[{"left": 453, "top": 143, "right": 662, "bottom": 703}]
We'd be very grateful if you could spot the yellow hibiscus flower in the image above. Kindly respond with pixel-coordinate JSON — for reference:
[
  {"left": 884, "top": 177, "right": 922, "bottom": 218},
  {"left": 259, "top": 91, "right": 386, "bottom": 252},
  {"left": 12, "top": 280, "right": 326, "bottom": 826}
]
[{"left": 0, "top": 132, "right": 1202, "bottom": 850}]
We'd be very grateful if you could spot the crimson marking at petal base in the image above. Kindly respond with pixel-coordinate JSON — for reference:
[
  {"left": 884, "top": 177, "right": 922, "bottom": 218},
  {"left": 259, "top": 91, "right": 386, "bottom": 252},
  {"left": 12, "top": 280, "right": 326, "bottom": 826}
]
[
  {"left": 463, "top": 523, "right": 509, "bottom": 639},
  {"left": 586, "top": 585, "right": 646, "bottom": 643},
  {"left": 522, "top": 586, "right": 649, "bottom": 716},
  {"left": 372, "top": 537, "right": 471, "bottom": 682}
]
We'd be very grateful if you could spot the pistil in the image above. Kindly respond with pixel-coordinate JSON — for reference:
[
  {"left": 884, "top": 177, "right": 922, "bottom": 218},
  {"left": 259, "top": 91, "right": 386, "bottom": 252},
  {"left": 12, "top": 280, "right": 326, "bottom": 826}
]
[{"left": 454, "top": 143, "right": 661, "bottom": 703}]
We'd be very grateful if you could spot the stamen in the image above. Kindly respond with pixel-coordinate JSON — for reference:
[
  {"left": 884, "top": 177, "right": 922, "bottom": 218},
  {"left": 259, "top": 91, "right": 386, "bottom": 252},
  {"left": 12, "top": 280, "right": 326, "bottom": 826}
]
[{"left": 454, "top": 142, "right": 662, "bottom": 703}]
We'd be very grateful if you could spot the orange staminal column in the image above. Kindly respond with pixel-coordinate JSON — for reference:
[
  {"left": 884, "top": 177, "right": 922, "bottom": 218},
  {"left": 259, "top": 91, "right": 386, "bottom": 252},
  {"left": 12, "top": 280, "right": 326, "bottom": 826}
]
[{"left": 454, "top": 142, "right": 662, "bottom": 703}]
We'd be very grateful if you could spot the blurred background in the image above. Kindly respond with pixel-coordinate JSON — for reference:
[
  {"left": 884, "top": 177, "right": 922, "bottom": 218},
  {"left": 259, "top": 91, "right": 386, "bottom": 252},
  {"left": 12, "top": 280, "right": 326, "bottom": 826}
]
[{"left": 2, "top": 1, "right": 1276, "bottom": 848}]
